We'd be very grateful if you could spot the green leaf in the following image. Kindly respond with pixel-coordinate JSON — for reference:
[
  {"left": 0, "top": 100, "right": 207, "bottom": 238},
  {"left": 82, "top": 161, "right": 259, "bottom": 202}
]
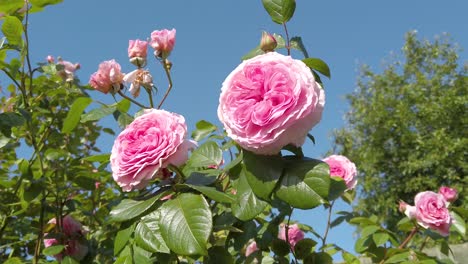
[
  {"left": 132, "top": 245, "right": 153, "bottom": 264},
  {"left": 117, "top": 111, "right": 134, "bottom": 129},
  {"left": 328, "top": 176, "right": 347, "bottom": 201},
  {"left": 261, "top": 0, "right": 296, "bottom": 24},
  {"left": 231, "top": 169, "right": 268, "bottom": 221},
  {"left": 294, "top": 238, "right": 316, "bottom": 259},
  {"left": 450, "top": 211, "right": 466, "bottom": 236},
  {"left": 158, "top": 193, "right": 212, "bottom": 256},
  {"left": 191, "top": 120, "right": 217, "bottom": 141},
  {"left": 385, "top": 251, "right": 410, "bottom": 263},
  {"left": 303, "top": 252, "right": 333, "bottom": 264},
  {"left": 135, "top": 211, "right": 170, "bottom": 254},
  {"left": 243, "top": 150, "right": 283, "bottom": 200},
  {"left": 42, "top": 245, "right": 64, "bottom": 256},
  {"left": 186, "top": 141, "right": 222, "bottom": 168},
  {"left": 110, "top": 196, "right": 160, "bottom": 222},
  {"left": 271, "top": 238, "right": 290, "bottom": 256},
  {"left": 302, "top": 58, "right": 331, "bottom": 79},
  {"left": 116, "top": 98, "right": 131, "bottom": 113},
  {"left": 30, "top": 0, "right": 63, "bottom": 9},
  {"left": 1, "top": 16, "right": 23, "bottom": 46},
  {"left": 361, "top": 225, "right": 380, "bottom": 238},
  {"left": 0, "top": 112, "right": 25, "bottom": 137},
  {"left": 60, "top": 256, "right": 79, "bottom": 264},
  {"left": 276, "top": 159, "right": 330, "bottom": 209},
  {"left": 0, "top": 0, "right": 24, "bottom": 14},
  {"left": 186, "top": 184, "right": 235, "bottom": 203},
  {"left": 3, "top": 257, "right": 24, "bottom": 264},
  {"left": 114, "top": 224, "right": 135, "bottom": 256},
  {"left": 290, "top": 36, "right": 309, "bottom": 58},
  {"left": 82, "top": 153, "right": 110, "bottom": 163},
  {"left": 354, "top": 236, "right": 372, "bottom": 253},
  {"left": 80, "top": 105, "right": 116, "bottom": 123},
  {"left": 342, "top": 251, "right": 360, "bottom": 264},
  {"left": 206, "top": 246, "right": 234, "bottom": 264},
  {"left": 62, "top": 97, "right": 92, "bottom": 133},
  {"left": 372, "top": 232, "right": 389, "bottom": 246},
  {"left": 73, "top": 176, "right": 96, "bottom": 190}
]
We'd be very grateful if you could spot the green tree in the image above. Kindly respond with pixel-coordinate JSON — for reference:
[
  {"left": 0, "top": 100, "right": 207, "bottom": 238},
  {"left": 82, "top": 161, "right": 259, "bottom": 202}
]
[{"left": 333, "top": 31, "right": 467, "bottom": 231}]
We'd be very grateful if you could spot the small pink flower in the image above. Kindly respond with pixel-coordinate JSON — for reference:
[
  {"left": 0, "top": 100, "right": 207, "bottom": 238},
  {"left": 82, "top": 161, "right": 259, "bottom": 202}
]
[
  {"left": 47, "top": 55, "right": 55, "bottom": 63},
  {"left": 218, "top": 52, "right": 325, "bottom": 155},
  {"left": 95, "top": 182, "right": 101, "bottom": 189},
  {"left": 414, "top": 191, "right": 452, "bottom": 236},
  {"left": 323, "top": 155, "right": 357, "bottom": 190},
  {"left": 57, "top": 58, "right": 80, "bottom": 82},
  {"left": 438, "top": 186, "right": 458, "bottom": 203},
  {"left": 123, "top": 69, "right": 153, "bottom": 98},
  {"left": 399, "top": 200, "right": 416, "bottom": 219},
  {"left": 150, "top": 29, "right": 176, "bottom": 58},
  {"left": 128, "top": 39, "right": 148, "bottom": 59},
  {"left": 110, "top": 109, "right": 196, "bottom": 192},
  {"left": 245, "top": 241, "right": 258, "bottom": 257},
  {"left": 278, "top": 223, "right": 304, "bottom": 248},
  {"left": 89, "top": 59, "right": 125, "bottom": 94}
]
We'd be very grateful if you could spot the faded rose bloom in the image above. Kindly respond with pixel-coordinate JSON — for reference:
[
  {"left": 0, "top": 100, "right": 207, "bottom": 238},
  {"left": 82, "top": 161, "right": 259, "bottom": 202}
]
[
  {"left": 57, "top": 58, "right": 80, "bottom": 82},
  {"left": 323, "top": 155, "right": 357, "bottom": 190},
  {"left": 438, "top": 186, "right": 458, "bottom": 203},
  {"left": 218, "top": 52, "right": 325, "bottom": 155},
  {"left": 414, "top": 191, "right": 452, "bottom": 236},
  {"left": 260, "top": 31, "right": 277, "bottom": 52},
  {"left": 123, "top": 69, "right": 153, "bottom": 98},
  {"left": 278, "top": 223, "right": 304, "bottom": 247},
  {"left": 245, "top": 241, "right": 258, "bottom": 257},
  {"left": 89, "top": 59, "right": 125, "bottom": 94},
  {"left": 128, "top": 39, "right": 148, "bottom": 58},
  {"left": 399, "top": 200, "right": 416, "bottom": 219},
  {"left": 150, "top": 28, "right": 176, "bottom": 58},
  {"left": 110, "top": 109, "right": 196, "bottom": 192}
]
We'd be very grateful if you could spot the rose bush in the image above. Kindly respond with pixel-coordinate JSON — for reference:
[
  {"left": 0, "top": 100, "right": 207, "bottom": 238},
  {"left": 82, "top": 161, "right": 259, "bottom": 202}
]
[
  {"left": 110, "top": 109, "right": 196, "bottom": 191},
  {"left": 218, "top": 52, "right": 325, "bottom": 155}
]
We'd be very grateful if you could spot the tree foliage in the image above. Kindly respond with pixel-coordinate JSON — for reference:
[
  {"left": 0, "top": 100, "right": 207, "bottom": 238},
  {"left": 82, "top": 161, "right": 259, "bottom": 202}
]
[{"left": 333, "top": 31, "right": 467, "bottom": 230}]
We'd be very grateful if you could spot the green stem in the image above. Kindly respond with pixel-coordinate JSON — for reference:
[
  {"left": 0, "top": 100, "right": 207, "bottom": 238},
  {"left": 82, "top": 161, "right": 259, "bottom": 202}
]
[
  {"left": 321, "top": 200, "right": 335, "bottom": 250},
  {"left": 157, "top": 60, "right": 173, "bottom": 109},
  {"left": 282, "top": 22, "right": 291, "bottom": 55},
  {"left": 117, "top": 90, "right": 150, "bottom": 109}
]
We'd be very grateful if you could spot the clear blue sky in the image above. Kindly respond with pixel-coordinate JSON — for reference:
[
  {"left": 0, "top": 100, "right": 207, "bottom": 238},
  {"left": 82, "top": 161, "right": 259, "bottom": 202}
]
[{"left": 22, "top": 0, "right": 467, "bottom": 259}]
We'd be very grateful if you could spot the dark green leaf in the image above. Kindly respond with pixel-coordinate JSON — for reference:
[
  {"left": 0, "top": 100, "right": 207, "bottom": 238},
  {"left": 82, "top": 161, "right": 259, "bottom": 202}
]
[
  {"left": 276, "top": 159, "right": 330, "bottom": 209},
  {"left": 328, "top": 176, "right": 347, "bottom": 201},
  {"left": 294, "top": 238, "right": 316, "bottom": 259},
  {"left": 114, "top": 224, "right": 135, "bottom": 256},
  {"left": 187, "top": 184, "right": 235, "bottom": 203},
  {"left": 2, "top": 16, "right": 23, "bottom": 46},
  {"left": 261, "top": 0, "right": 296, "bottom": 24},
  {"left": 303, "top": 252, "right": 333, "bottom": 264},
  {"left": 110, "top": 196, "right": 160, "bottom": 222},
  {"left": 81, "top": 105, "right": 116, "bottom": 123},
  {"left": 62, "top": 97, "right": 92, "bottom": 133},
  {"left": 158, "top": 193, "right": 212, "bottom": 256},
  {"left": 191, "top": 120, "right": 217, "bottom": 141},
  {"left": 271, "top": 238, "right": 290, "bottom": 256},
  {"left": 206, "top": 246, "right": 234, "bottom": 264},
  {"left": 186, "top": 141, "right": 222, "bottom": 168},
  {"left": 185, "top": 172, "right": 217, "bottom": 186},
  {"left": 0, "top": 112, "right": 25, "bottom": 137},
  {"left": 73, "top": 176, "right": 96, "bottom": 190},
  {"left": 243, "top": 150, "right": 283, "bottom": 200},
  {"left": 290, "top": 36, "right": 309, "bottom": 58},
  {"left": 302, "top": 58, "right": 331, "bottom": 79},
  {"left": 232, "top": 169, "right": 268, "bottom": 221},
  {"left": 135, "top": 212, "right": 170, "bottom": 253},
  {"left": 117, "top": 112, "right": 134, "bottom": 129},
  {"left": 42, "top": 245, "right": 64, "bottom": 256}
]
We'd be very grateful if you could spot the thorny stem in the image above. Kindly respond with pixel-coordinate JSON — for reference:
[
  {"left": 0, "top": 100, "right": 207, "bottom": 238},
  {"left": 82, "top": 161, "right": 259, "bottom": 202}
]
[
  {"left": 283, "top": 22, "right": 291, "bottom": 55},
  {"left": 379, "top": 227, "right": 419, "bottom": 264},
  {"left": 321, "top": 200, "right": 335, "bottom": 250},
  {"left": 157, "top": 59, "right": 173, "bottom": 109},
  {"left": 118, "top": 90, "right": 150, "bottom": 109}
]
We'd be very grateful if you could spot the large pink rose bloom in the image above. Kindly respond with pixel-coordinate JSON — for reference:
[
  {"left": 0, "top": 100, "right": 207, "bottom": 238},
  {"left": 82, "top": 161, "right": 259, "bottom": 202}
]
[
  {"left": 323, "top": 154, "right": 357, "bottom": 190},
  {"left": 218, "top": 52, "right": 325, "bottom": 155},
  {"left": 278, "top": 224, "right": 304, "bottom": 247},
  {"left": 111, "top": 109, "right": 196, "bottom": 192},
  {"left": 150, "top": 28, "right": 176, "bottom": 58},
  {"left": 414, "top": 191, "right": 452, "bottom": 236},
  {"left": 89, "top": 59, "right": 125, "bottom": 94}
]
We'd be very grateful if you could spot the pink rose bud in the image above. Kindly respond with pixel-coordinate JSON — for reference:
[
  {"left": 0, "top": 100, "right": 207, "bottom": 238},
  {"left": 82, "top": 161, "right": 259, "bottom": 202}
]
[
  {"left": 278, "top": 223, "right": 304, "bottom": 248},
  {"left": 323, "top": 155, "right": 358, "bottom": 190},
  {"left": 218, "top": 52, "right": 325, "bottom": 155},
  {"left": 260, "top": 31, "right": 277, "bottom": 52},
  {"left": 128, "top": 39, "right": 148, "bottom": 58},
  {"left": 150, "top": 28, "right": 176, "bottom": 59},
  {"left": 89, "top": 59, "right": 125, "bottom": 94},
  {"left": 245, "top": 241, "right": 258, "bottom": 257},
  {"left": 414, "top": 191, "right": 452, "bottom": 236},
  {"left": 438, "top": 186, "right": 458, "bottom": 203},
  {"left": 399, "top": 200, "right": 416, "bottom": 219},
  {"left": 47, "top": 55, "right": 55, "bottom": 63},
  {"left": 110, "top": 109, "right": 197, "bottom": 192}
]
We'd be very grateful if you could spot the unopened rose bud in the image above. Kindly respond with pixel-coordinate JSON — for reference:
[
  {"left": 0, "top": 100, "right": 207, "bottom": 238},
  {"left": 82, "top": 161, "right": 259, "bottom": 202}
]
[
  {"left": 260, "top": 31, "right": 277, "bottom": 53},
  {"left": 438, "top": 186, "right": 458, "bottom": 203}
]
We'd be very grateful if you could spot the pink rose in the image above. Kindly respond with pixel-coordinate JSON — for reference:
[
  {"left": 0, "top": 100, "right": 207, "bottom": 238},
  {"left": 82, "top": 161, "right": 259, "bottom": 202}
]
[
  {"left": 438, "top": 186, "right": 458, "bottom": 203},
  {"left": 47, "top": 215, "right": 84, "bottom": 237},
  {"left": 414, "top": 191, "right": 452, "bottom": 236},
  {"left": 57, "top": 58, "right": 80, "bottom": 82},
  {"left": 110, "top": 109, "right": 196, "bottom": 192},
  {"left": 218, "top": 52, "right": 325, "bottom": 155},
  {"left": 323, "top": 155, "right": 357, "bottom": 190},
  {"left": 245, "top": 241, "right": 258, "bottom": 257},
  {"left": 150, "top": 28, "right": 176, "bottom": 58},
  {"left": 47, "top": 55, "right": 55, "bottom": 63},
  {"left": 128, "top": 39, "right": 148, "bottom": 58},
  {"left": 278, "top": 223, "right": 304, "bottom": 247},
  {"left": 89, "top": 59, "right": 125, "bottom": 94}
]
